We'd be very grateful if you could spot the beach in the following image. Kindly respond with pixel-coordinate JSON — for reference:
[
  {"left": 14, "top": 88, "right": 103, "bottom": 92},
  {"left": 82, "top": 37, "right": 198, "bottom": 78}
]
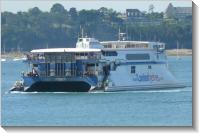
[{"left": 166, "top": 49, "right": 192, "bottom": 56}]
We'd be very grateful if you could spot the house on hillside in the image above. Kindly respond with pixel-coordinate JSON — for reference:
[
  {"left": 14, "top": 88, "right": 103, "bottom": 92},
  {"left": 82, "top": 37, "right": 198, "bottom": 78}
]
[
  {"left": 126, "top": 9, "right": 145, "bottom": 20},
  {"left": 164, "top": 3, "right": 192, "bottom": 20},
  {"left": 125, "top": 9, "right": 162, "bottom": 25}
]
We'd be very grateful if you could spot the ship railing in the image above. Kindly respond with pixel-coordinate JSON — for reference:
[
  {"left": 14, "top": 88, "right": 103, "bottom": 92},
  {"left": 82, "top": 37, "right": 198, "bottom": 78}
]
[
  {"left": 25, "top": 58, "right": 45, "bottom": 63},
  {"left": 24, "top": 70, "right": 98, "bottom": 78}
]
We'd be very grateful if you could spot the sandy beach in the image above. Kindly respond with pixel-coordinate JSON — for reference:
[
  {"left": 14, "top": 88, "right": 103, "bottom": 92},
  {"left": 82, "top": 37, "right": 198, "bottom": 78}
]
[{"left": 166, "top": 49, "right": 192, "bottom": 56}]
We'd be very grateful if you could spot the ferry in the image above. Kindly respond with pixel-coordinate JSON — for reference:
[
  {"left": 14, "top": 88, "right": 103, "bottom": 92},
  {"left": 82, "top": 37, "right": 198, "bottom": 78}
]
[
  {"left": 10, "top": 33, "right": 185, "bottom": 92},
  {"left": 101, "top": 33, "right": 185, "bottom": 91}
]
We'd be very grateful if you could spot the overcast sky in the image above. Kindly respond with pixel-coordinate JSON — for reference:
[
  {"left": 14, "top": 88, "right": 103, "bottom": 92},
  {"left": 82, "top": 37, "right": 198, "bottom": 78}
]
[{"left": 1, "top": 0, "right": 192, "bottom": 13}]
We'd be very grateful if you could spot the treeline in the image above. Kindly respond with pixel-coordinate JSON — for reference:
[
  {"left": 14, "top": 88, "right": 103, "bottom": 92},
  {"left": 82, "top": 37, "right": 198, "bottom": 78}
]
[{"left": 1, "top": 3, "right": 192, "bottom": 52}]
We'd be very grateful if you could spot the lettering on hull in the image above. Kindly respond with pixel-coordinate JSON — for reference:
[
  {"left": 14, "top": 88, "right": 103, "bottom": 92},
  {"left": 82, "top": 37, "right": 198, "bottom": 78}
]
[{"left": 133, "top": 74, "right": 163, "bottom": 82}]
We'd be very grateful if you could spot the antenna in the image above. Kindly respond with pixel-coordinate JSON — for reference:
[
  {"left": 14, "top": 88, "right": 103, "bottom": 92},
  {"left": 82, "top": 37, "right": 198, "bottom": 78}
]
[
  {"left": 154, "top": 34, "right": 157, "bottom": 41},
  {"left": 125, "top": 25, "right": 128, "bottom": 40},
  {"left": 80, "top": 25, "right": 84, "bottom": 38},
  {"left": 118, "top": 27, "right": 121, "bottom": 41},
  {"left": 79, "top": 25, "right": 84, "bottom": 38},
  {"left": 81, "top": 28, "right": 84, "bottom": 38}
]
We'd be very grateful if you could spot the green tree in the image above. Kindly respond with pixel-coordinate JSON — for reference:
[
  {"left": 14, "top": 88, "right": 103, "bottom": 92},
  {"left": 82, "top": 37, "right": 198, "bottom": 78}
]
[
  {"left": 50, "top": 3, "right": 66, "bottom": 14},
  {"left": 69, "top": 7, "right": 77, "bottom": 20}
]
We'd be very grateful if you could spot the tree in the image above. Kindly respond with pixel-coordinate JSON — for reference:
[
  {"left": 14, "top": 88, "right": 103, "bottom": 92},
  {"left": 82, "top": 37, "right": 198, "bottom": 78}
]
[
  {"left": 50, "top": 3, "right": 66, "bottom": 14},
  {"left": 69, "top": 7, "right": 77, "bottom": 20},
  {"left": 1, "top": 4, "right": 192, "bottom": 51},
  {"left": 28, "top": 7, "right": 42, "bottom": 16}
]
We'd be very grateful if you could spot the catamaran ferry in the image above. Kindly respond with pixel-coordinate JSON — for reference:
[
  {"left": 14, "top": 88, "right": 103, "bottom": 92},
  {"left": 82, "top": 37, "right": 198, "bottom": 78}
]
[{"left": 11, "top": 33, "right": 185, "bottom": 92}]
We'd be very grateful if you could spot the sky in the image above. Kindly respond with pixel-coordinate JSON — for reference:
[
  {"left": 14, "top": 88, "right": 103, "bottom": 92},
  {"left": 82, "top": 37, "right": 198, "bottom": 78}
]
[{"left": 1, "top": 0, "right": 192, "bottom": 13}]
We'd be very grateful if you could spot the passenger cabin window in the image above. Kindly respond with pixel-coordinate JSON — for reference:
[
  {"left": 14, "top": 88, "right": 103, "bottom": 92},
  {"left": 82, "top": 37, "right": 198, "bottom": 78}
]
[
  {"left": 136, "top": 44, "right": 140, "bottom": 48},
  {"left": 115, "top": 45, "right": 123, "bottom": 48},
  {"left": 104, "top": 44, "right": 112, "bottom": 48},
  {"left": 131, "top": 66, "right": 136, "bottom": 73},
  {"left": 143, "top": 44, "right": 148, "bottom": 48},
  {"left": 102, "top": 51, "right": 118, "bottom": 56},
  {"left": 126, "top": 54, "right": 150, "bottom": 60},
  {"left": 125, "top": 43, "right": 148, "bottom": 48}
]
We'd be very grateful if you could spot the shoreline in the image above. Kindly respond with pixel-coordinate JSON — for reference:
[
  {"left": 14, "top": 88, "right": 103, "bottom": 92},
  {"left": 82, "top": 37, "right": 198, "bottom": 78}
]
[
  {"left": 1, "top": 52, "right": 27, "bottom": 59},
  {"left": 1, "top": 49, "right": 192, "bottom": 59},
  {"left": 166, "top": 49, "right": 192, "bottom": 56}
]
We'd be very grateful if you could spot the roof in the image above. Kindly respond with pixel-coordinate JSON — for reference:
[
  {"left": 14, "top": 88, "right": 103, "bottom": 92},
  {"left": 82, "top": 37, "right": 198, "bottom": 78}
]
[
  {"left": 31, "top": 48, "right": 101, "bottom": 53},
  {"left": 126, "top": 9, "right": 141, "bottom": 13},
  {"left": 165, "top": 3, "right": 191, "bottom": 14},
  {"left": 101, "top": 41, "right": 151, "bottom": 44}
]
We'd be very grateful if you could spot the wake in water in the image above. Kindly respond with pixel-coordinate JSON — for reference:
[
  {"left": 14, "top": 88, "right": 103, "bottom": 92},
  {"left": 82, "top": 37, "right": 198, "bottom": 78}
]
[{"left": 7, "top": 86, "right": 191, "bottom": 95}]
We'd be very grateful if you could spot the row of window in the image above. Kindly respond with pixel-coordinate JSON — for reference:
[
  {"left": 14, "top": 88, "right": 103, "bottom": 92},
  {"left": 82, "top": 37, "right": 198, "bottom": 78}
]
[
  {"left": 127, "top": 12, "right": 142, "bottom": 17},
  {"left": 103, "top": 43, "right": 149, "bottom": 49},
  {"left": 125, "top": 43, "right": 148, "bottom": 48}
]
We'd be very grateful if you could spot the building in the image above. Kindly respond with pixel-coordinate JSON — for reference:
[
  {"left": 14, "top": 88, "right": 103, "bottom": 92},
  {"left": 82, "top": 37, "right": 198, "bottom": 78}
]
[
  {"left": 126, "top": 9, "right": 145, "bottom": 19},
  {"left": 164, "top": 3, "right": 192, "bottom": 20},
  {"left": 125, "top": 9, "right": 163, "bottom": 25}
]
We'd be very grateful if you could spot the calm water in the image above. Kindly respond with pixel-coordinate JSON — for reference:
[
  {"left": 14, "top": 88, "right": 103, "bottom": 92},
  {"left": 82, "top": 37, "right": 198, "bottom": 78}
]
[{"left": 1, "top": 56, "right": 192, "bottom": 126}]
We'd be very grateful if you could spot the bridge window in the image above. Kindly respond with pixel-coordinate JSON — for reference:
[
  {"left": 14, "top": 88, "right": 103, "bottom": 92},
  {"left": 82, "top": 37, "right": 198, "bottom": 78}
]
[
  {"left": 126, "top": 54, "right": 150, "bottom": 60},
  {"left": 131, "top": 66, "right": 136, "bottom": 73}
]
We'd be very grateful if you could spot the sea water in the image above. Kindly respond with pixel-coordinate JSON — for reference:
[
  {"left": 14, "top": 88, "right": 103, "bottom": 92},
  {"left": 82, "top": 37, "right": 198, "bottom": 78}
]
[{"left": 1, "top": 56, "right": 192, "bottom": 126}]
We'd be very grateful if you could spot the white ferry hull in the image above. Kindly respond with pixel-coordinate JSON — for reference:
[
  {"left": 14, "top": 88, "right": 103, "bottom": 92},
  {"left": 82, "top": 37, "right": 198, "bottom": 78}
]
[
  {"left": 105, "top": 83, "right": 185, "bottom": 92},
  {"left": 103, "top": 61, "right": 185, "bottom": 92}
]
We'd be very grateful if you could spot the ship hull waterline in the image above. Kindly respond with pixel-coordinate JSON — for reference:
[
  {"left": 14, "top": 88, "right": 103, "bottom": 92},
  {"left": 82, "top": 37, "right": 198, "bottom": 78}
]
[
  {"left": 11, "top": 81, "right": 92, "bottom": 92},
  {"left": 105, "top": 83, "right": 186, "bottom": 92}
]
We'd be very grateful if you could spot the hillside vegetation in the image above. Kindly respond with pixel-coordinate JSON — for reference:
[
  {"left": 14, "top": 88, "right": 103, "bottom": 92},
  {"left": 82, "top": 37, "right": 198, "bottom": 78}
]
[{"left": 1, "top": 3, "right": 192, "bottom": 51}]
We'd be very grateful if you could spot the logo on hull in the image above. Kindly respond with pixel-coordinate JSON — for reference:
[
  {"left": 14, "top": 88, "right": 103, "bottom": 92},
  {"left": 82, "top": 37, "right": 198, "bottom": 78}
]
[{"left": 133, "top": 74, "right": 163, "bottom": 82}]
